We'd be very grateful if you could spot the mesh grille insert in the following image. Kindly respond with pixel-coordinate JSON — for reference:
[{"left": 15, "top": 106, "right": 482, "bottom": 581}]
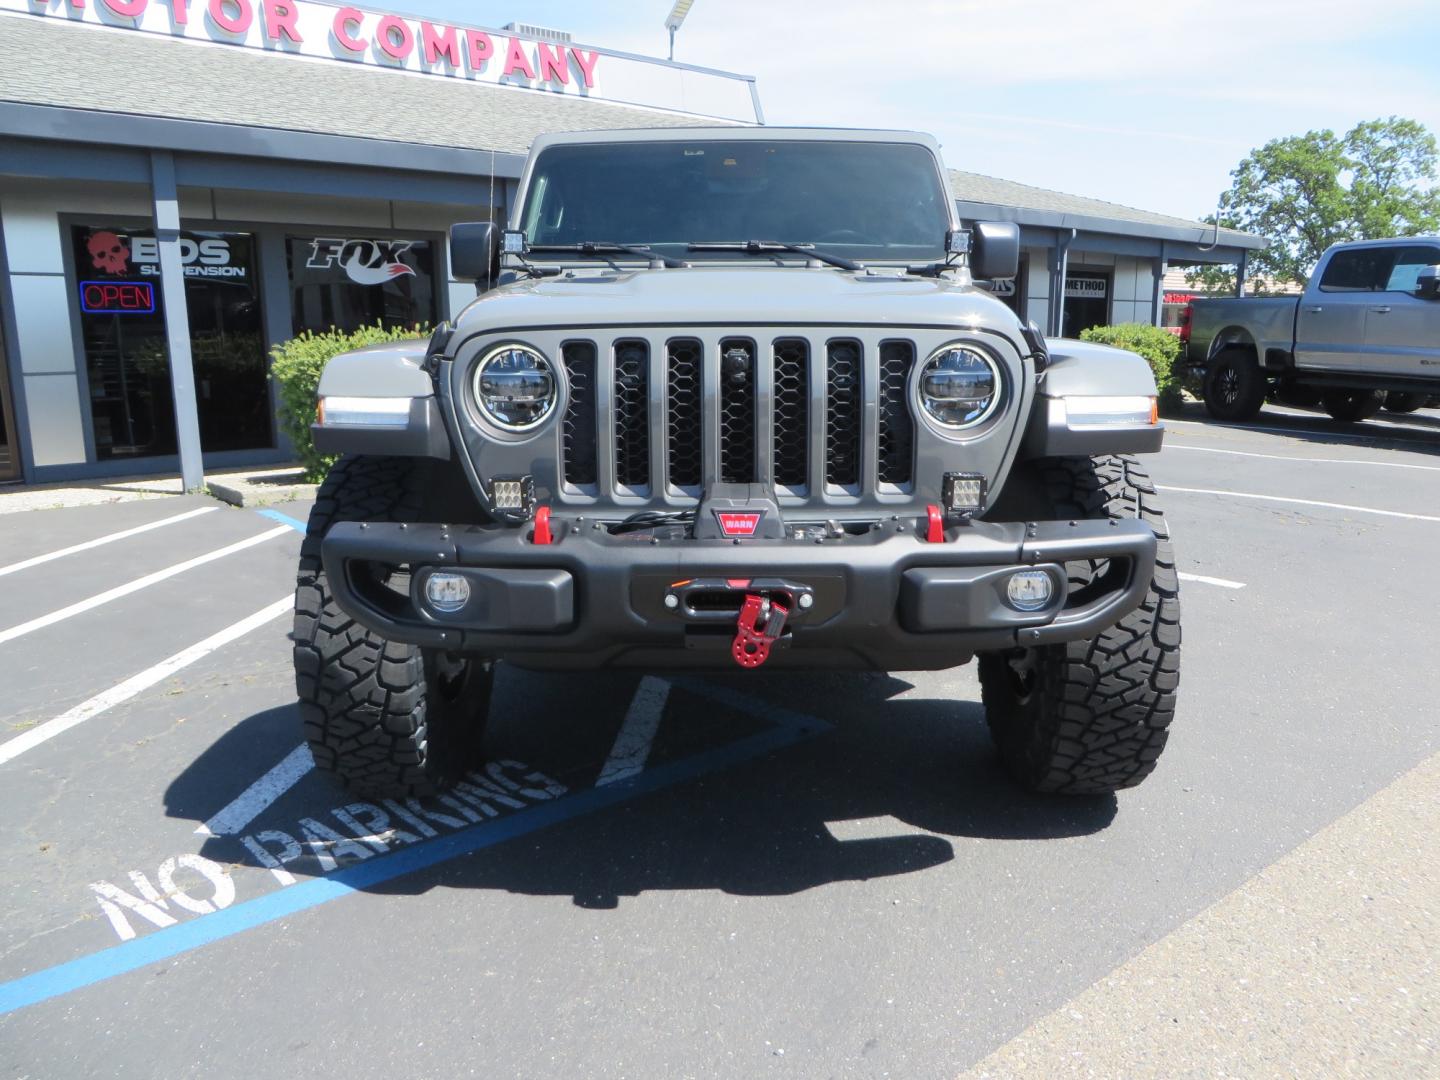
[
  {"left": 877, "top": 340, "right": 915, "bottom": 486},
  {"left": 665, "top": 339, "right": 703, "bottom": 490},
  {"left": 613, "top": 339, "right": 650, "bottom": 489},
  {"left": 560, "top": 341, "right": 597, "bottom": 487},
  {"left": 719, "top": 337, "right": 756, "bottom": 484},
  {"left": 772, "top": 338, "right": 809, "bottom": 489},
  {"left": 825, "top": 339, "right": 862, "bottom": 487}
]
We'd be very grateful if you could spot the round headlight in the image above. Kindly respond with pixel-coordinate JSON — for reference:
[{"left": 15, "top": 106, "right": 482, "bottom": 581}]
[
  {"left": 918, "top": 346, "right": 1001, "bottom": 430},
  {"left": 472, "top": 345, "right": 556, "bottom": 430}
]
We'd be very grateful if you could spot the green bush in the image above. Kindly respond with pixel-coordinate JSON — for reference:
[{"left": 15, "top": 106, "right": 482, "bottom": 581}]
[
  {"left": 270, "top": 323, "right": 429, "bottom": 481},
  {"left": 1078, "top": 322, "right": 1184, "bottom": 415}
]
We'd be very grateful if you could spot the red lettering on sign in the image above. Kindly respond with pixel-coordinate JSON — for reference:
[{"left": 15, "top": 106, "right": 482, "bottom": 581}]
[
  {"left": 167, "top": 0, "right": 189, "bottom": 25},
  {"left": 421, "top": 22, "right": 460, "bottom": 65},
  {"left": 332, "top": 6, "right": 364, "bottom": 51},
  {"left": 207, "top": 0, "right": 251, "bottom": 34},
  {"left": 536, "top": 42, "right": 568, "bottom": 84},
  {"left": 502, "top": 36, "right": 535, "bottom": 79},
  {"left": 261, "top": 0, "right": 302, "bottom": 43},
  {"left": 464, "top": 30, "right": 494, "bottom": 69},
  {"left": 376, "top": 14, "right": 412, "bottom": 60},
  {"left": 101, "top": 0, "right": 147, "bottom": 17},
  {"left": 82, "top": 281, "right": 154, "bottom": 313},
  {"left": 570, "top": 48, "right": 599, "bottom": 88}
]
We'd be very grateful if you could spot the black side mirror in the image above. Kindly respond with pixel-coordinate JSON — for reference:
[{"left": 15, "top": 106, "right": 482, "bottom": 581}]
[
  {"left": 1416, "top": 265, "right": 1440, "bottom": 300},
  {"left": 449, "top": 222, "right": 500, "bottom": 288},
  {"left": 970, "top": 220, "right": 1020, "bottom": 281}
]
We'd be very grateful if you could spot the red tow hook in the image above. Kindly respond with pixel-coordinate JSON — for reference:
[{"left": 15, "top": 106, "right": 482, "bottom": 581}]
[
  {"left": 532, "top": 506, "right": 554, "bottom": 545},
  {"left": 732, "top": 593, "right": 789, "bottom": 669}
]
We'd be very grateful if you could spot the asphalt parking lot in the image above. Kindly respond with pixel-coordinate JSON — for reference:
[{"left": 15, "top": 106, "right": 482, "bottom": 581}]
[{"left": 2, "top": 403, "right": 1439, "bottom": 1079}]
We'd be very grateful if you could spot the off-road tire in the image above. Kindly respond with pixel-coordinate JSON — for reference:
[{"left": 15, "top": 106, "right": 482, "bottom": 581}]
[
  {"left": 979, "top": 455, "right": 1180, "bottom": 794},
  {"left": 1383, "top": 391, "right": 1427, "bottom": 414},
  {"left": 293, "top": 455, "right": 492, "bottom": 798},
  {"left": 1203, "top": 347, "right": 1265, "bottom": 421},
  {"left": 1320, "top": 388, "right": 1386, "bottom": 423}
]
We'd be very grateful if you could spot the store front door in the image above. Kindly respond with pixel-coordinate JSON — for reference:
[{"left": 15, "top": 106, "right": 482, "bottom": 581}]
[
  {"left": 1062, "top": 271, "right": 1111, "bottom": 337},
  {"left": 71, "top": 225, "right": 271, "bottom": 461}
]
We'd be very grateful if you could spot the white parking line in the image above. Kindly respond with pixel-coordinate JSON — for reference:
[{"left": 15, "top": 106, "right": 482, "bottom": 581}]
[
  {"left": 1169, "top": 443, "right": 1440, "bottom": 473},
  {"left": 1177, "top": 571, "right": 1246, "bottom": 590},
  {"left": 1165, "top": 417, "right": 1427, "bottom": 447},
  {"left": 195, "top": 743, "right": 315, "bottom": 837},
  {"left": 1158, "top": 484, "right": 1440, "bottom": 523},
  {"left": 0, "top": 595, "right": 291, "bottom": 766},
  {"left": 0, "top": 506, "right": 220, "bottom": 578},
  {"left": 595, "top": 676, "right": 672, "bottom": 786},
  {"left": 0, "top": 524, "right": 291, "bottom": 646}
]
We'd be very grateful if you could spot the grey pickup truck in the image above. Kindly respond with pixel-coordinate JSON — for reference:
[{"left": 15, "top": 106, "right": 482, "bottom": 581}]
[
  {"left": 296, "top": 127, "right": 1180, "bottom": 802},
  {"left": 1187, "top": 236, "right": 1440, "bottom": 422}
]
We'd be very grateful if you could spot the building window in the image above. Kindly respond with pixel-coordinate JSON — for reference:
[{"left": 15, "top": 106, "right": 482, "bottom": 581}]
[
  {"left": 1062, "top": 271, "right": 1111, "bottom": 336},
  {"left": 286, "top": 235, "right": 438, "bottom": 335},
  {"left": 71, "top": 225, "right": 271, "bottom": 460}
]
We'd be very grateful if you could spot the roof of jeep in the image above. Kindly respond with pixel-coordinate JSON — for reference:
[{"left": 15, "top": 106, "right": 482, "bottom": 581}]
[{"left": 529, "top": 127, "right": 943, "bottom": 153}]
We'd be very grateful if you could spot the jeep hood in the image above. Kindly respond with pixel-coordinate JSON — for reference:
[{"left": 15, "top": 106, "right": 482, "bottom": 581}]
[{"left": 451, "top": 266, "right": 1022, "bottom": 336}]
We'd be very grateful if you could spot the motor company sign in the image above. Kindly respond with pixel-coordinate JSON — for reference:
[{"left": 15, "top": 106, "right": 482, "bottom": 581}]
[{"left": 9, "top": 0, "right": 608, "bottom": 90}]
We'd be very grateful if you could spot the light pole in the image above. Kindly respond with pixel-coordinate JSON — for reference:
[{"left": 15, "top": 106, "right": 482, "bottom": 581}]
[{"left": 665, "top": 0, "right": 694, "bottom": 60}]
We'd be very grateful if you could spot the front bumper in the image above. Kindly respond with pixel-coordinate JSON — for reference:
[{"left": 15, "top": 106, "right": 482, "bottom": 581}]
[{"left": 321, "top": 516, "right": 1157, "bottom": 670}]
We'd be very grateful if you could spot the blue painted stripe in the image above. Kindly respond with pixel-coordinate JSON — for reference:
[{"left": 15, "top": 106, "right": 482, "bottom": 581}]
[
  {"left": 0, "top": 719, "right": 822, "bottom": 1017},
  {"left": 255, "top": 509, "right": 308, "bottom": 534}
]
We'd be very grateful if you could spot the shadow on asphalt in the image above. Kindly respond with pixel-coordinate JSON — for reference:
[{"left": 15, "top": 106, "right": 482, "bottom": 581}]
[
  {"left": 164, "top": 670, "right": 1117, "bottom": 908},
  {"left": 1170, "top": 401, "right": 1440, "bottom": 457}
]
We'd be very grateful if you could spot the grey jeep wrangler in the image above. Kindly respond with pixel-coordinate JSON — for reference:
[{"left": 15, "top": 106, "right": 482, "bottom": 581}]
[{"left": 296, "top": 128, "right": 1180, "bottom": 799}]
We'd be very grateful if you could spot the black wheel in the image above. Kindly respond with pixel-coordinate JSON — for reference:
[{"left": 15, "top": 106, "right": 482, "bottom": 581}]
[
  {"left": 293, "top": 455, "right": 493, "bottom": 798},
  {"left": 1320, "top": 388, "right": 1386, "bottom": 423},
  {"left": 1384, "top": 391, "right": 1427, "bottom": 414},
  {"left": 979, "top": 455, "right": 1181, "bottom": 794},
  {"left": 1202, "top": 347, "right": 1265, "bottom": 421}
]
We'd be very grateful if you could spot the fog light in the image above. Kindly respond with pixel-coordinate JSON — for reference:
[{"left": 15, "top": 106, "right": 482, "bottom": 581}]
[
  {"left": 425, "top": 572, "right": 471, "bottom": 613},
  {"left": 1005, "top": 570, "right": 1053, "bottom": 612}
]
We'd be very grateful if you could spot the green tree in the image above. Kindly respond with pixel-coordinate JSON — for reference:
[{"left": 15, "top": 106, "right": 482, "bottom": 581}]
[{"left": 1189, "top": 116, "right": 1440, "bottom": 292}]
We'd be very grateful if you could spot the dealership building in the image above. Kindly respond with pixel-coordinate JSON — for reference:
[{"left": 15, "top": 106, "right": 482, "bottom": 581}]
[{"left": 0, "top": 2, "right": 1262, "bottom": 487}]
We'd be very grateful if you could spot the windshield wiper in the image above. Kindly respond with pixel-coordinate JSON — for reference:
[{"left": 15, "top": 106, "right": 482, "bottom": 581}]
[
  {"left": 687, "top": 240, "right": 863, "bottom": 271},
  {"left": 527, "top": 242, "right": 690, "bottom": 269}
]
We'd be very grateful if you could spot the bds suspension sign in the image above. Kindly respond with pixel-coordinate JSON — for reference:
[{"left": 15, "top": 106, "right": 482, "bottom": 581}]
[{"left": 9, "top": 0, "right": 607, "bottom": 90}]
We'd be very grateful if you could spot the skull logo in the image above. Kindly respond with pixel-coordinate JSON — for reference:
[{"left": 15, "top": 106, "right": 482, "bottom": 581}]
[{"left": 87, "top": 231, "right": 130, "bottom": 274}]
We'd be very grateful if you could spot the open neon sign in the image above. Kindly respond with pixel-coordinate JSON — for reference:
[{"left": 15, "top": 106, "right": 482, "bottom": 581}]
[{"left": 80, "top": 280, "right": 156, "bottom": 314}]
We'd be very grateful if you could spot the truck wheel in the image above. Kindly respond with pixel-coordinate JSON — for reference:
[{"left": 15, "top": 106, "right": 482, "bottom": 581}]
[
  {"left": 293, "top": 455, "right": 493, "bottom": 798},
  {"left": 1384, "top": 391, "right": 1427, "bottom": 414},
  {"left": 1320, "top": 388, "right": 1386, "bottom": 423},
  {"left": 1202, "top": 347, "right": 1265, "bottom": 421},
  {"left": 978, "top": 455, "right": 1180, "bottom": 794}
]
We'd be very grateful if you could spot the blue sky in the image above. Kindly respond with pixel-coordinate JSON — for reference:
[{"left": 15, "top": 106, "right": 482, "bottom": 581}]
[{"left": 376, "top": 1, "right": 1439, "bottom": 224}]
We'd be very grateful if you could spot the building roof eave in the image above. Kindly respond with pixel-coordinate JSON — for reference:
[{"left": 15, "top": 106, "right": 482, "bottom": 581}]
[{"left": 954, "top": 199, "right": 1268, "bottom": 253}]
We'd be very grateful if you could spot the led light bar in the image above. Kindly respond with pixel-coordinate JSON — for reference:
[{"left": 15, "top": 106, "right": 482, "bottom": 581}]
[
  {"left": 318, "top": 396, "right": 412, "bottom": 427},
  {"left": 942, "top": 472, "right": 987, "bottom": 518},
  {"left": 1061, "top": 395, "right": 1158, "bottom": 428}
]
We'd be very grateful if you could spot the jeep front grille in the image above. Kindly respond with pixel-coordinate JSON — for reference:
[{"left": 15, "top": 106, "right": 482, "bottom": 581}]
[{"left": 557, "top": 332, "right": 918, "bottom": 504}]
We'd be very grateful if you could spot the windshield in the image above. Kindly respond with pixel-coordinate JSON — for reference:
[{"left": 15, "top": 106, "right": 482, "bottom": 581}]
[{"left": 519, "top": 140, "right": 951, "bottom": 263}]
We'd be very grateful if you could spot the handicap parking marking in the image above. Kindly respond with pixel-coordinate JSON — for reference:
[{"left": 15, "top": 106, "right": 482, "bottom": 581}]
[
  {"left": 595, "top": 676, "right": 672, "bottom": 786},
  {"left": 254, "top": 507, "right": 309, "bottom": 534},
  {"left": 194, "top": 742, "right": 315, "bottom": 837},
  {"left": 0, "top": 680, "right": 832, "bottom": 1017}
]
